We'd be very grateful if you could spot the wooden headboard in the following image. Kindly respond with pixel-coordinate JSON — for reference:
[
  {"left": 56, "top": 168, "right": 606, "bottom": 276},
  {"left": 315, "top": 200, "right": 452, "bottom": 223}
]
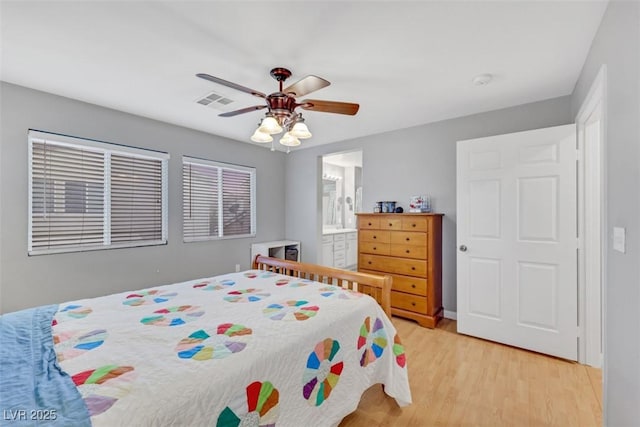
[{"left": 252, "top": 255, "right": 392, "bottom": 318}]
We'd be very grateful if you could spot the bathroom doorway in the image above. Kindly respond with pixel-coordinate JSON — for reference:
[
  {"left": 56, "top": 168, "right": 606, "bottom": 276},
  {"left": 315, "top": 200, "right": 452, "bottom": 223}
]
[{"left": 321, "top": 150, "right": 362, "bottom": 269}]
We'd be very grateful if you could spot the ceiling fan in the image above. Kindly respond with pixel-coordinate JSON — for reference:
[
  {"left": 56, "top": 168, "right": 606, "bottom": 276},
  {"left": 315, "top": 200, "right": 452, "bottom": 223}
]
[{"left": 196, "top": 67, "right": 360, "bottom": 147}]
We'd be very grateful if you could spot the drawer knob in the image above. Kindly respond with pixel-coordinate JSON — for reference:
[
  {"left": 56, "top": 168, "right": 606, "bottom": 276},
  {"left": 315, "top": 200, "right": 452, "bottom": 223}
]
[
  {"left": 411, "top": 267, "right": 416, "bottom": 270},
  {"left": 368, "top": 261, "right": 372, "bottom": 265},
  {"left": 412, "top": 223, "right": 416, "bottom": 227},
  {"left": 388, "top": 223, "right": 392, "bottom": 226},
  {"left": 411, "top": 302, "right": 416, "bottom": 306},
  {"left": 368, "top": 222, "right": 372, "bottom": 226},
  {"left": 406, "top": 249, "right": 410, "bottom": 254},
  {"left": 406, "top": 237, "right": 410, "bottom": 241},
  {"left": 373, "top": 246, "right": 377, "bottom": 250},
  {"left": 411, "top": 284, "right": 416, "bottom": 288},
  {"left": 373, "top": 235, "right": 377, "bottom": 239}
]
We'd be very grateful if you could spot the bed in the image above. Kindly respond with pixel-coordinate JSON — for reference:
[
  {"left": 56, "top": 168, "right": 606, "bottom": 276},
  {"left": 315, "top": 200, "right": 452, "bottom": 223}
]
[{"left": 0, "top": 256, "right": 411, "bottom": 427}]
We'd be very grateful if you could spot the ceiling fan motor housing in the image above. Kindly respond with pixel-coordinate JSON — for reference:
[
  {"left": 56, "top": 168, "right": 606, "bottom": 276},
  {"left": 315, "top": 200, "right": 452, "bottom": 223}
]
[{"left": 267, "top": 92, "right": 298, "bottom": 125}]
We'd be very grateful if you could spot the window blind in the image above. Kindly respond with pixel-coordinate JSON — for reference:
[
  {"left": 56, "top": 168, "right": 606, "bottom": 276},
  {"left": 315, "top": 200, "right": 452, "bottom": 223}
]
[
  {"left": 183, "top": 157, "right": 255, "bottom": 241},
  {"left": 31, "top": 141, "right": 105, "bottom": 251},
  {"left": 111, "top": 154, "right": 164, "bottom": 244},
  {"left": 28, "top": 131, "right": 169, "bottom": 255}
]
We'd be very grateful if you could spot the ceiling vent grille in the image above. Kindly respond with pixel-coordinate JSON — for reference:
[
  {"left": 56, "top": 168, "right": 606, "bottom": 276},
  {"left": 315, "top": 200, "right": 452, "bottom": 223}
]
[{"left": 196, "top": 92, "right": 234, "bottom": 110}]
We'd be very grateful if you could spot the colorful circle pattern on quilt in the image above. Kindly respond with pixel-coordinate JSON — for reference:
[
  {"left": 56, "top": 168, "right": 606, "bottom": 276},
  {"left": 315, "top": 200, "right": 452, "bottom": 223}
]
[
  {"left": 140, "top": 305, "right": 204, "bottom": 327},
  {"left": 263, "top": 300, "right": 319, "bottom": 321},
  {"left": 302, "top": 338, "right": 344, "bottom": 406},
  {"left": 55, "top": 304, "right": 93, "bottom": 322},
  {"left": 216, "top": 381, "right": 279, "bottom": 427},
  {"left": 275, "top": 279, "right": 290, "bottom": 286},
  {"left": 289, "top": 279, "right": 312, "bottom": 288},
  {"left": 72, "top": 365, "right": 136, "bottom": 416},
  {"left": 193, "top": 279, "right": 235, "bottom": 291},
  {"left": 357, "top": 316, "right": 388, "bottom": 367},
  {"left": 224, "top": 288, "right": 270, "bottom": 303},
  {"left": 260, "top": 272, "right": 276, "bottom": 278},
  {"left": 54, "top": 329, "right": 107, "bottom": 362},
  {"left": 176, "top": 323, "right": 252, "bottom": 360},
  {"left": 318, "top": 286, "right": 364, "bottom": 299},
  {"left": 393, "top": 334, "right": 407, "bottom": 368},
  {"left": 123, "top": 290, "right": 177, "bottom": 306}
]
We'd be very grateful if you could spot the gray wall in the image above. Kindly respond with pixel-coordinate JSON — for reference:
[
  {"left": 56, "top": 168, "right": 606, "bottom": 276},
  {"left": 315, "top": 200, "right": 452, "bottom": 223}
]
[
  {"left": 285, "top": 96, "right": 572, "bottom": 313},
  {"left": 0, "top": 82, "right": 287, "bottom": 313},
  {"left": 570, "top": 1, "right": 640, "bottom": 425}
]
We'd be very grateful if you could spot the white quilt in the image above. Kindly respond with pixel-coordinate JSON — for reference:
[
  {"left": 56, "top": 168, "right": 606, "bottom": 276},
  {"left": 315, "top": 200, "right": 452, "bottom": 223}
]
[{"left": 52, "top": 269, "right": 412, "bottom": 426}]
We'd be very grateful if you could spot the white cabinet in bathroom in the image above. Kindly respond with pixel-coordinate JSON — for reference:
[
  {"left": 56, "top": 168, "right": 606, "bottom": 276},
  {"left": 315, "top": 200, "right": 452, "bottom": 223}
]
[
  {"left": 322, "top": 230, "right": 357, "bottom": 269},
  {"left": 345, "top": 232, "right": 358, "bottom": 267}
]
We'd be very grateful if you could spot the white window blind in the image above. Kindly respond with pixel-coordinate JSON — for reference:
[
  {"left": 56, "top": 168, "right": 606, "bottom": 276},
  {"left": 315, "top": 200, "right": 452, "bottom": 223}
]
[
  {"left": 183, "top": 157, "right": 255, "bottom": 241},
  {"left": 28, "top": 130, "right": 169, "bottom": 255}
]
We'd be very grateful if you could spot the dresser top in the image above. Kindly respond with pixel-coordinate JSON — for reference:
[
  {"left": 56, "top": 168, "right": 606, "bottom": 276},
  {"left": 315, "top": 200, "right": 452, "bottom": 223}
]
[{"left": 356, "top": 212, "right": 444, "bottom": 216}]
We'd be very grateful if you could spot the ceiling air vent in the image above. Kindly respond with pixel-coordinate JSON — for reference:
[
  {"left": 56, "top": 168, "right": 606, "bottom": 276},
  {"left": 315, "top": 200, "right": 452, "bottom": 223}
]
[{"left": 196, "top": 91, "right": 234, "bottom": 110}]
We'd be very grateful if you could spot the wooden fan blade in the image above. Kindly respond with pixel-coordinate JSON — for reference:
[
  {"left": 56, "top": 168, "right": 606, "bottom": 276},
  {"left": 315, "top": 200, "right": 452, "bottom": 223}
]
[
  {"left": 196, "top": 73, "right": 266, "bottom": 98},
  {"left": 300, "top": 99, "right": 360, "bottom": 115},
  {"left": 219, "top": 105, "right": 267, "bottom": 117},
  {"left": 283, "top": 75, "right": 330, "bottom": 97}
]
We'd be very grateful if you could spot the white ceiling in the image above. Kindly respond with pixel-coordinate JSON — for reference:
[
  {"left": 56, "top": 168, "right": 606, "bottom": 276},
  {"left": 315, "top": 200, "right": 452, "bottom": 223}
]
[{"left": 0, "top": 1, "right": 607, "bottom": 151}]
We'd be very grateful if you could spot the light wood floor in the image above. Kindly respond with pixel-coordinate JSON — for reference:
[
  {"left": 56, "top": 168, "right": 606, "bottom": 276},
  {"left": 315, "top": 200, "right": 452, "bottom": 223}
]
[{"left": 341, "top": 318, "right": 602, "bottom": 427}]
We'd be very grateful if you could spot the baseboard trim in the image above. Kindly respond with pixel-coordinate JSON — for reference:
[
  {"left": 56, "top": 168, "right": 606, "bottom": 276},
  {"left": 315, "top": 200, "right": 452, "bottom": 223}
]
[{"left": 444, "top": 310, "right": 457, "bottom": 320}]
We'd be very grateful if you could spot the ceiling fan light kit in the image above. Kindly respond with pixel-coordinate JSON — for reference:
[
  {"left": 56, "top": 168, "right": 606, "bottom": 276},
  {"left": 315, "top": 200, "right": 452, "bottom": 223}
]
[
  {"left": 197, "top": 67, "right": 359, "bottom": 149},
  {"left": 258, "top": 115, "right": 283, "bottom": 135},
  {"left": 279, "top": 132, "right": 301, "bottom": 147},
  {"left": 250, "top": 128, "right": 273, "bottom": 143}
]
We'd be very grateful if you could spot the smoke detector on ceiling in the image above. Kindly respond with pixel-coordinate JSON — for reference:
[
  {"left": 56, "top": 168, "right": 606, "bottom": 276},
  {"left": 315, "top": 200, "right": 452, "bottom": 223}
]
[{"left": 472, "top": 73, "right": 493, "bottom": 86}]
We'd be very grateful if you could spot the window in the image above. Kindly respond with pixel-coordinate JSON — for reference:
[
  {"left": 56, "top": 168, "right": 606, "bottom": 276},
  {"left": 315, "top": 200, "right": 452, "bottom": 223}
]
[
  {"left": 28, "top": 130, "right": 169, "bottom": 255},
  {"left": 183, "top": 156, "right": 256, "bottom": 241}
]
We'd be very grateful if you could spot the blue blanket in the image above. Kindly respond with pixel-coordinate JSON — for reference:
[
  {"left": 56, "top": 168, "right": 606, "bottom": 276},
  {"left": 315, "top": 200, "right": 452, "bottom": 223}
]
[{"left": 0, "top": 305, "right": 90, "bottom": 426}]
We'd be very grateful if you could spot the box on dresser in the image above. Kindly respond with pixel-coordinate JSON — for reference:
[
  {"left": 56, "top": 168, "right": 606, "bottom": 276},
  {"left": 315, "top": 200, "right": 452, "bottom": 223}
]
[{"left": 356, "top": 213, "right": 443, "bottom": 328}]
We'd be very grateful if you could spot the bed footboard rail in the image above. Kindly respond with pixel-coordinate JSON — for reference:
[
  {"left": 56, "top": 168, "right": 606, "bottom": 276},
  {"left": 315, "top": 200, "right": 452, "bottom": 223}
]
[{"left": 252, "top": 255, "right": 392, "bottom": 318}]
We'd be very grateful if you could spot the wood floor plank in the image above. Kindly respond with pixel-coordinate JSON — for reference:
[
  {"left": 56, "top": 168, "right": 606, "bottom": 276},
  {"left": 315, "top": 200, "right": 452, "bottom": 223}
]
[{"left": 340, "top": 318, "right": 602, "bottom": 426}]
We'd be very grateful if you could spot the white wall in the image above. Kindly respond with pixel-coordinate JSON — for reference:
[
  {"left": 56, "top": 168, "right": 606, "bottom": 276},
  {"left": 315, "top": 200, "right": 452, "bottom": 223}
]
[
  {"left": 570, "top": 1, "right": 640, "bottom": 424},
  {"left": 0, "top": 82, "right": 287, "bottom": 313},
  {"left": 286, "top": 96, "right": 572, "bottom": 313}
]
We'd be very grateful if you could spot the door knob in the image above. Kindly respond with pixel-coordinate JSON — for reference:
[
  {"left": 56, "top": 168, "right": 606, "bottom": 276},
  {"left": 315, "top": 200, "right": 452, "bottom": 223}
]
[{"left": 459, "top": 245, "right": 467, "bottom": 252}]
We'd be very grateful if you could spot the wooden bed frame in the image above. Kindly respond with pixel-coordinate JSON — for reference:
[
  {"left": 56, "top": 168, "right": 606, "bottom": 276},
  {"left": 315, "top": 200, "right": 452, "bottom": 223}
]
[{"left": 253, "top": 255, "right": 392, "bottom": 318}]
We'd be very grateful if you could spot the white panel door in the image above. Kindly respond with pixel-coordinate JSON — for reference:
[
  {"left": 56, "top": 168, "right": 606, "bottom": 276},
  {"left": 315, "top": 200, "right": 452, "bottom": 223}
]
[{"left": 457, "top": 124, "right": 577, "bottom": 360}]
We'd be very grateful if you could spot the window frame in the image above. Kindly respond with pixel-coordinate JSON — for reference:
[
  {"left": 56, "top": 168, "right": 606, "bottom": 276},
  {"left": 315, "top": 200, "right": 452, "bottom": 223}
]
[
  {"left": 28, "top": 130, "right": 169, "bottom": 255},
  {"left": 182, "top": 156, "right": 256, "bottom": 242}
]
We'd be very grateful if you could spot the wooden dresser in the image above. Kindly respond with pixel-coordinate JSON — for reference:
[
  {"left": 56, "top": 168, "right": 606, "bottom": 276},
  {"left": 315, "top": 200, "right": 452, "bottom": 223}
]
[{"left": 357, "top": 213, "right": 443, "bottom": 328}]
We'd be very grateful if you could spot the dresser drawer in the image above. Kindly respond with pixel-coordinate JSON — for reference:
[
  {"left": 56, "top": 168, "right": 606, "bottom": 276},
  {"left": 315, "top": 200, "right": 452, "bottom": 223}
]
[
  {"left": 389, "top": 244, "right": 427, "bottom": 260},
  {"left": 359, "top": 241, "right": 390, "bottom": 256},
  {"left": 322, "top": 235, "right": 333, "bottom": 244},
  {"left": 391, "top": 291, "right": 427, "bottom": 313},
  {"left": 379, "top": 216, "right": 402, "bottom": 230},
  {"left": 359, "top": 230, "right": 390, "bottom": 243},
  {"left": 359, "top": 217, "right": 380, "bottom": 229},
  {"left": 333, "top": 240, "right": 346, "bottom": 251},
  {"left": 333, "top": 233, "right": 346, "bottom": 242},
  {"left": 390, "top": 231, "right": 427, "bottom": 246},
  {"left": 359, "top": 254, "right": 427, "bottom": 277},
  {"left": 401, "top": 216, "right": 428, "bottom": 232},
  {"left": 360, "top": 270, "right": 427, "bottom": 296},
  {"left": 346, "top": 232, "right": 357, "bottom": 240}
]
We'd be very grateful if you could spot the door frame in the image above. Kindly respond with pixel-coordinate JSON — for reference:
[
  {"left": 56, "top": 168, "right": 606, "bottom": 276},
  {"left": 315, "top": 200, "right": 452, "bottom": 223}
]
[{"left": 575, "top": 65, "right": 607, "bottom": 367}]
